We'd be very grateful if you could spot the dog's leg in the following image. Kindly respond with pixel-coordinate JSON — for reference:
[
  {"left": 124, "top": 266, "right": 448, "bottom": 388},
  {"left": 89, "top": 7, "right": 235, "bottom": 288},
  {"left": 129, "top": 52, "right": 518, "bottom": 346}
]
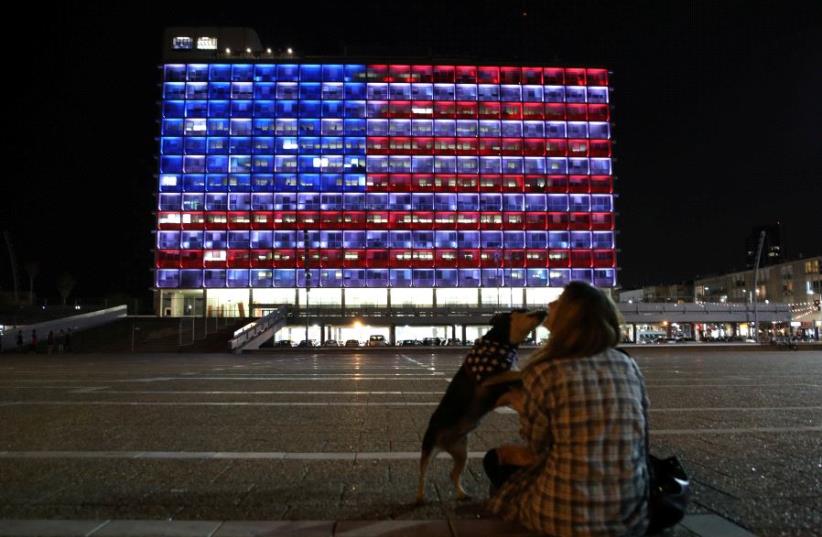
[
  {"left": 416, "top": 446, "right": 435, "bottom": 503},
  {"left": 447, "top": 436, "right": 469, "bottom": 500}
]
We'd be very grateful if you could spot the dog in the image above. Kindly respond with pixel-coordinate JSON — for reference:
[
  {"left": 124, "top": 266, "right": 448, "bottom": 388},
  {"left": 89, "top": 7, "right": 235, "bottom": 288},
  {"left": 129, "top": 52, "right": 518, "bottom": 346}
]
[{"left": 416, "top": 309, "right": 548, "bottom": 503}]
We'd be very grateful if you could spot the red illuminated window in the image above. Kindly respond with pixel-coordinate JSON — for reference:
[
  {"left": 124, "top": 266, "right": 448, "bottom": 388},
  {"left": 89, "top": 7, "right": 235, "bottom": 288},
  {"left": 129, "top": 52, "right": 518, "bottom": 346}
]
[
  {"left": 320, "top": 249, "right": 344, "bottom": 268},
  {"left": 367, "top": 174, "right": 389, "bottom": 189},
  {"left": 565, "top": 68, "right": 586, "bottom": 85},
  {"left": 367, "top": 64, "right": 388, "bottom": 82},
  {"left": 501, "top": 138, "right": 523, "bottom": 156},
  {"left": 587, "top": 68, "right": 608, "bottom": 86},
  {"left": 501, "top": 102, "right": 522, "bottom": 120},
  {"left": 480, "top": 212, "right": 502, "bottom": 230},
  {"left": 456, "top": 137, "right": 478, "bottom": 155},
  {"left": 156, "top": 250, "right": 180, "bottom": 268},
  {"left": 568, "top": 139, "right": 589, "bottom": 157},
  {"left": 546, "top": 139, "right": 568, "bottom": 157},
  {"left": 411, "top": 65, "right": 433, "bottom": 83},
  {"left": 435, "top": 249, "right": 459, "bottom": 268},
  {"left": 435, "top": 212, "right": 457, "bottom": 227},
  {"left": 522, "top": 67, "right": 542, "bottom": 85},
  {"left": 547, "top": 212, "right": 569, "bottom": 230},
  {"left": 479, "top": 138, "right": 501, "bottom": 155},
  {"left": 457, "top": 175, "right": 478, "bottom": 190},
  {"left": 477, "top": 66, "right": 499, "bottom": 84},
  {"left": 547, "top": 176, "right": 569, "bottom": 193},
  {"left": 390, "top": 249, "right": 414, "bottom": 268},
  {"left": 505, "top": 212, "right": 527, "bottom": 230},
  {"left": 523, "top": 139, "right": 546, "bottom": 156},
  {"left": 526, "top": 249, "right": 549, "bottom": 268},
  {"left": 319, "top": 211, "right": 343, "bottom": 229},
  {"left": 478, "top": 101, "right": 500, "bottom": 119},
  {"left": 227, "top": 250, "right": 250, "bottom": 268},
  {"left": 504, "top": 250, "right": 526, "bottom": 268},
  {"left": 251, "top": 212, "right": 273, "bottom": 229},
  {"left": 524, "top": 175, "right": 548, "bottom": 193},
  {"left": 523, "top": 212, "right": 547, "bottom": 230},
  {"left": 228, "top": 211, "right": 251, "bottom": 229},
  {"left": 543, "top": 67, "right": 564, "bottom": 85},
  {"left": 389, "top": 64, "right": 411, "bottom": 82},
  {"left": 390, "top": 137, "right": 412, "bottom": 152},
  {"left": 389, "top": 211, "right": 413, "bottom": 229},
  {"left": 389, "top": 174, "right": 412, "bottom": 191},
  {"left": 433, "top": 65, "right": 455, "bottom": 83},
  {"left": 367, "top": 137, "right": 390, "bottom": 155},
  {"left": 589, "top": 140, "right": 611, "bottom": 157},
  {"left": 295, "top": 212, "right": 319, "bottom": 229},
  {"left": 501, "top": 175, "right": 524, "bottom": 192},
  {"left": 566, "top": 104, "right": 588, "bottom": 121},
  {"left": 366, "top": 249, "right": 390, "bottom": 268},
  {"left": 434, "top": 175, "right": 458, "bottom": 191},
  {"left": 180, "top": 250, "right": 203, "bottom": 269},
  {"left": 434, "top": 101, "right": 456, "bottom": 119},
  {"left": 569, "top": 176, "right": 591, "bottom": 193},
  {"left": 591, "top": 213, "right": 614, "bottom": 230},
  {"left": 250, "top": 250, "right": 274, "bottom": 268},
  {"left": 480, "top": 174, "right": 502, "bottom": 192},
  {"left": 458, "top": 249, "right": 481, "bottom": 268},
  {"left": 588, "top": 104, "right": 610, "bottom": 121},
  {"left": 544, "top": 103, "right": 565, "bottom": 120},
  {"left": 366, "top": 211, "right": 390, "bottom": 229},
  {"left": 272, "top": 212, "right": 298, "bottom": 229},
  {"left": 412, "top": 250, "right": 435, "bottom": 268},
  {"left": 569, "top": 213, "right": 592, "bottom": 230},
  {"left": 571, "top": 249, "right": 592, "bottom": 267},
  {"left": 343, "top": 249, "right": 365, "bottom": 268},
  {"left": 593, "top": 249, "right": 616, "bottom": 267},
  {"left": 205, "top": 212, "right": 227, "bottom": 229},
  {"left": 456, "top": 212, "right": 479, "bottom": 230},
  {"left": 500, "top": 67, "right": 521, "bottom": 84},
  {"left": 522, "top": 103, "right": 544, "bottom": 120},
  {"left": 590, "top": 176, "right": 613, "bottom": 193},
  {"left": 411, "top": 212, "right": 434, "bottom": 229},
  {"left": 412, "top": 174, "right": 435, "bottom": 190},
  {"left": 455, "top": 101, "right": 478, "bottom": 118},
  {"left": 548, "top": 249, "right": 570, "bottom": 267},
  {"left": 388, "top": 101, "right": 411, "bottom": 118},
  {"left": 433, "top": 138, "right": 456, "bottom": 155},
  {"left": 271, "top": 250, "right": 296, "bottom": 268},
  {"left": 455, "top": 65, "right": 477, "bottom": 83}
]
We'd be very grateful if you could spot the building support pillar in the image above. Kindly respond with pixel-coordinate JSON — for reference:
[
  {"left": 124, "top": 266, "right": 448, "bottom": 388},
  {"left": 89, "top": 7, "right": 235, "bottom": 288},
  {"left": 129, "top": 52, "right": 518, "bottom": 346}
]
[{"left": 389, "top": 324, "right": 396, "bottom": 346}]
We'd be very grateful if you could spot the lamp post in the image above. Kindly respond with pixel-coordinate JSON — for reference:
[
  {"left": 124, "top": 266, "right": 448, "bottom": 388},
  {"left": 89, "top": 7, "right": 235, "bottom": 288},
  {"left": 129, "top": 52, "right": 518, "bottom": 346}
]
[
  {"left": 304, "top": 229, "right": 310, "bottom": 344},
  {"left": 752, "top": 230, "right": 766, "bottom": 343}
]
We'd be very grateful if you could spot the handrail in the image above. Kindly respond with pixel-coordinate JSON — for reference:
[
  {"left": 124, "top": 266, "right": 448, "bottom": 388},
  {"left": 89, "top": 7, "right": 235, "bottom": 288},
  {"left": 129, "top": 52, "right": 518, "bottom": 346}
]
[{"left": 228, "top": 306, "right": 287, "bottom": 353}]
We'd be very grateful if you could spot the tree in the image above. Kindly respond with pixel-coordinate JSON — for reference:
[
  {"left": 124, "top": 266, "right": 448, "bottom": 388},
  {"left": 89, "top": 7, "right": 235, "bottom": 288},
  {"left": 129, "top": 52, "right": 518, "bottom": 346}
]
[
  {"left": 57, "top": 273, "right": 76, "bottom": 306},
  {"left": 24, "top": 262, "right": 39, "bottom": 305}
]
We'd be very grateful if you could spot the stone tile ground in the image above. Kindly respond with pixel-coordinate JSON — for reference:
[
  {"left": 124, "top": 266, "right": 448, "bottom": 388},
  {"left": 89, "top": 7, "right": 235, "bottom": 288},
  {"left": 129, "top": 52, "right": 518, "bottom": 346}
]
[{"left": 0, "top": 349, "right": 820, "bottom": 535}]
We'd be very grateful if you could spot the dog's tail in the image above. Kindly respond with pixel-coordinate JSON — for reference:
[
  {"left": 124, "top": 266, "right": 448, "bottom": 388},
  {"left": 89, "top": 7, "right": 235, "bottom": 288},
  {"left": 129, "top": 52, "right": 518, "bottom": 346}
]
[{"left": 416, "top": 428, "right": 438, "bottom": 503}]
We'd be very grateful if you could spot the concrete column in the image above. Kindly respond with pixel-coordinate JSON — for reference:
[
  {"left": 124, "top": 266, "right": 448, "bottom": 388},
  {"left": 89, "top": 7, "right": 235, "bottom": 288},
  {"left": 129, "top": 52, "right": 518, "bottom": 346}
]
[
  {"left": 462, "top": 324, "right": 467, "bottom": 343},
  {"left": 631, "top": 324, "right": 637, "bottom": 343},
  {"left": 320, "top": 324, "right": 325, "bottom": 345},
  {"left": 389, "top": 324, "right": 396, "bottom": 346}
]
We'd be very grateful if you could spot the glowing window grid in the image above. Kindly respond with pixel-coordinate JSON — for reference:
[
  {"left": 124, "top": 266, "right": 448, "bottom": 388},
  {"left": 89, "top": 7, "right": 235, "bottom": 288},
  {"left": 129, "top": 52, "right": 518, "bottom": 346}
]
[{"left": 155, "top": 64, "right": 616, "bottom": 289}]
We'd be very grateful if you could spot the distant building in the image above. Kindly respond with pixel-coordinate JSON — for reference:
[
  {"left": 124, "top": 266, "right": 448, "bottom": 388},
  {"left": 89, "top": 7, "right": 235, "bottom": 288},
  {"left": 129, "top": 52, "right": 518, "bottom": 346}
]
[
  {"left": 745, "top": 223, "right": 783, "bottom": 269},
  {"left": 618, "top": 283, "right": 693, "bottom": 303}
]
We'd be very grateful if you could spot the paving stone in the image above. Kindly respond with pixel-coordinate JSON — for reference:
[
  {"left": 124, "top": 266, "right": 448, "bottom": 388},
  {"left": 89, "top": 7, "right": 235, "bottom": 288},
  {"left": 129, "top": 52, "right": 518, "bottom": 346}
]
[
  {"left": 0, "top": 519, "right": 108, "bottom": 537},
  {"left": 214, "top": 521, "right": 333, "bottom": 537},
  {"left": 94, "top": 519, "right": 222, "bottom": 537},
  {"left": 334, "top": 520, "right": 452, "bottom": 537}
]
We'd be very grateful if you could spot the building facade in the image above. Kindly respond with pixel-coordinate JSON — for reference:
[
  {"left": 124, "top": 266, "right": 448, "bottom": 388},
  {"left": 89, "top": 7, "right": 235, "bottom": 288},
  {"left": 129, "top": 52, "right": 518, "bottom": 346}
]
[{"left": 153, "top": 29, "right": 616, "bottom": 317}]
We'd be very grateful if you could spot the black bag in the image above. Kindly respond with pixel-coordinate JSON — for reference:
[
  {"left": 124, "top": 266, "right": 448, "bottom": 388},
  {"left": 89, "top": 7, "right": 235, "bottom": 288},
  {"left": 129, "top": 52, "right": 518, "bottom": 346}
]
[{"left": 646, "top": 454, "right": 690, "bottom": 535}]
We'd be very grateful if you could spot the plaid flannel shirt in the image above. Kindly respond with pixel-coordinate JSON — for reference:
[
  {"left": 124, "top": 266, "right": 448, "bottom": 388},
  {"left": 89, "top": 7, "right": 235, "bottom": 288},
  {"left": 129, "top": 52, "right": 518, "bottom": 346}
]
[{"left": 488, "top": 348, "right": 649, "bottom": 537}]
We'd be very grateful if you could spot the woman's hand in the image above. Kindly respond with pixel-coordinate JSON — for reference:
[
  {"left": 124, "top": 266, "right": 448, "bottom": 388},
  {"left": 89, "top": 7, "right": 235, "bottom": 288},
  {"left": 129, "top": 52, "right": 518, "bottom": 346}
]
[{"left": 497, "top": 444, "right": 538, "bottom": 467}]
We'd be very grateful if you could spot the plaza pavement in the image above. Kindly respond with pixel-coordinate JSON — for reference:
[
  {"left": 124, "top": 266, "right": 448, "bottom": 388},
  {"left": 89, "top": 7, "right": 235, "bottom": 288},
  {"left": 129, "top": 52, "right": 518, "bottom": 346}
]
[{"left": 0, "top": 348, "right": 820, "bottom": 536}]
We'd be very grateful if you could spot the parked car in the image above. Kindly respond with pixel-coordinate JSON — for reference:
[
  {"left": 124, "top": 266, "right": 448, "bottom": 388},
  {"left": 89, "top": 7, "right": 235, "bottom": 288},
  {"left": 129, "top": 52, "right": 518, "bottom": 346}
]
[
  {"left": 368, "top": 334, "right": 388, "bottom": 347},
  {"left": 422, "top": 337, "right": 442, "bottom": 346},
  {"left": 344, "top": 339, "right": 360, "bottom": 348},
  {"left": 444, "top": 338, "right": 463, "bottom": 346},
  {"left": 322, "top": 339, "right": 339, "bottom": 347},
  {"left": 400, "top": 339, "right": 419, "bottom": 347},
  {"left": 274, "top": 340, "right": 293, "bottom": 348},
  {"left": 297, "top": 339, "right": 316, "bottom": 348}
]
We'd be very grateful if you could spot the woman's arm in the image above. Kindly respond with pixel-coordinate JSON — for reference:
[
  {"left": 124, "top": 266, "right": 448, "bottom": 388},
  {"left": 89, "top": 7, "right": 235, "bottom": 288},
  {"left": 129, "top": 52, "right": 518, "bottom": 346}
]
[{"left": 496, "top": 444, "right": 538, "bottom": 467}]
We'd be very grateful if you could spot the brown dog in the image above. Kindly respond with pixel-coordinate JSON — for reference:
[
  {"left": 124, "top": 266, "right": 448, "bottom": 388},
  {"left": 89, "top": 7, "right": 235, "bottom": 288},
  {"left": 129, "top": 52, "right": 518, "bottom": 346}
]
[{"left": 416, "top": 309, "right": 547, "bottom": 503}]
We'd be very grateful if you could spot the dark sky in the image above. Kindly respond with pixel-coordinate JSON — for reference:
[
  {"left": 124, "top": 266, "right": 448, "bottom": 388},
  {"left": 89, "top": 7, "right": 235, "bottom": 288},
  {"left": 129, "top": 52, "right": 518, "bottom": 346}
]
[{"left": 4, "top": 0, "right": 821, "bottom": 303}]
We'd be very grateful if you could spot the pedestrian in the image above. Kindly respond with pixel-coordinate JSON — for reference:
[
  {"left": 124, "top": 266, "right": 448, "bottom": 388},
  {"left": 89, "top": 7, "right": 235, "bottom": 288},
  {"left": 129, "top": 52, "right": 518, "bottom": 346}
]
[
  {"left": 57, "top": 329, "right": 65, "bottom": 353},
  {"left": 47, "top": 330, "right": 55, "bottom": 354},
  {"left": 16, "top": 330, "right": 23, "bottom": 352},
  {"left": 31, "top": 329, "right": 37, "bottom": 353},
  {"left": 485, "top": 281, "right": 649, "bottom": 536}
]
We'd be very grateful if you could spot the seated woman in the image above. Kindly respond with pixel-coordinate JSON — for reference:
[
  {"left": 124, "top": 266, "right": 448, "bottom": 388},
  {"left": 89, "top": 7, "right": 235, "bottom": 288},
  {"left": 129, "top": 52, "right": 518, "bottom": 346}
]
[{"left": 485, "top": 281, "right": 649, "bottom": 536}]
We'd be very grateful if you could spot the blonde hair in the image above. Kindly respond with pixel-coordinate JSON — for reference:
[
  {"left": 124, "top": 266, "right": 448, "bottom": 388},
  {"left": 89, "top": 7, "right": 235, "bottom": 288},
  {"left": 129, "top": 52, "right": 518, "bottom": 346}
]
[{"left": 525, "top": 281, "right": 622, "bottom": 371}]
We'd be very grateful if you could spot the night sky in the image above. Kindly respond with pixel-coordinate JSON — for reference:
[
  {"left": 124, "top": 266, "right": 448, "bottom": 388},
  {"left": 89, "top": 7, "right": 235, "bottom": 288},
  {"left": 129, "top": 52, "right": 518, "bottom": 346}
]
[{"left": 5, "top": 1, "right": 821, "bottom": 305}]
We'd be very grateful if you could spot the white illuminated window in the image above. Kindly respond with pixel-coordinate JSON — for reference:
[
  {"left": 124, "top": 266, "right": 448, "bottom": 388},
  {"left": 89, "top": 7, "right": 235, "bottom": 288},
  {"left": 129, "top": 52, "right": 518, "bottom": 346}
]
[
  {"left": 196, "top": 37, "right": 218, "bottom": 50},
  {"left": 160, "top": 175, "right": 178, "bottom": 187},
  {"left": 205, "top": 250, "right": 227, "bottom": 262},
  {"left": 172, "top": 37, "right": 193, "bottom": 50}
]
